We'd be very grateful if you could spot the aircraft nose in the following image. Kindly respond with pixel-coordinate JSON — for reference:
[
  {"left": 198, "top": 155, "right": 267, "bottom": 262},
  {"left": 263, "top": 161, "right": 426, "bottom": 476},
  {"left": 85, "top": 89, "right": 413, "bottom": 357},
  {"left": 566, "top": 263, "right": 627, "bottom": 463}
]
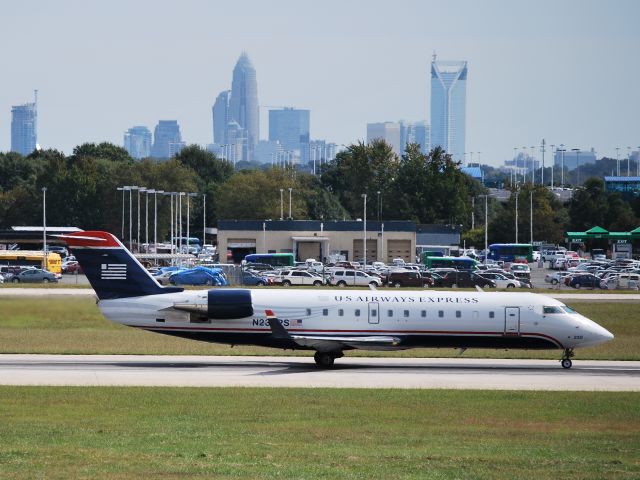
[{"left": 590, "top": 324, "right": 614, "bottom": 345}]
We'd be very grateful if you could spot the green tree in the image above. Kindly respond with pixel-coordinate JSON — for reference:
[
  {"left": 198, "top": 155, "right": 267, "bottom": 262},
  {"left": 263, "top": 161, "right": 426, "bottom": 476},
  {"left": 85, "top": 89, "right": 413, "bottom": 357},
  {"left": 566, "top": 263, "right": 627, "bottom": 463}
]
[
  {"left": 72, "top": 142, "right": 133, "bottom": 163},
  {"left": 321, "top": 140, "right": 399, "bottom": 219}
]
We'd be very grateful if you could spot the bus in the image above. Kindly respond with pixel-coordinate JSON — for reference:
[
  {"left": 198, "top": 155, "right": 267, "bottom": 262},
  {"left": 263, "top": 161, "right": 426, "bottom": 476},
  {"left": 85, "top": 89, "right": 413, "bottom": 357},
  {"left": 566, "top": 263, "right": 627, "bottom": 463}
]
[
  {"left": 244, "top": 253, "right": 295, "bottom": 268},
  {"left": 487, "top": 243, "right": 533, "bottom": 263},
  {"left": 423, "top": 256, "right": 479, "bottom": 271},
  {"left": 0, "top": 251, "right": 62, "bottom": 274}
]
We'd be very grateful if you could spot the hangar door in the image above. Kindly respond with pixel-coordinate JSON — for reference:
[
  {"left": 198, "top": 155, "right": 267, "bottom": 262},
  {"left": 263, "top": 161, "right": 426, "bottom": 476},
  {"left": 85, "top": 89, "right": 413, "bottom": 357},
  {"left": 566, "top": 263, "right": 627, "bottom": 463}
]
[
  {"left": 353, "top": 239, "right": 378, "bottom": 263},
  {"left": 386, "top": 240, "right": 411, "bottom": 263}
]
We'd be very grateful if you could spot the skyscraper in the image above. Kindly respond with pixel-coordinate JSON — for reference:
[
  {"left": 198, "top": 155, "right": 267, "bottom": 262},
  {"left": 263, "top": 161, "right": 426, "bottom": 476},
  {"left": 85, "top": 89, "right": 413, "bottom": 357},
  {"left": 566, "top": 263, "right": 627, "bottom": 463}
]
[
  {"left": 229, "top": 52, "right": 259, "bottom": 159},
  {"left": 430, "top": 58, "right": 467, "bottom": 162},
  {"left": 366, "top": 122, "right": 402, "bottom": 155},
  {"left": 124, "top": 126, "right": 152, "bottom": 159},
  {"left": 400, "top": 121, "right": 430, "bottom": 154},
  {"left": 269, "top": 108, "right": 310, "bottom": 162},
  {"left": 151, "top": 120, "right": 182, "bottom": 159},
  {"left": 11, "top": 92, "right": 37, "bottom": 155},
  {"left": 212, "top": 90, "right": 230, "bottom": 144}
]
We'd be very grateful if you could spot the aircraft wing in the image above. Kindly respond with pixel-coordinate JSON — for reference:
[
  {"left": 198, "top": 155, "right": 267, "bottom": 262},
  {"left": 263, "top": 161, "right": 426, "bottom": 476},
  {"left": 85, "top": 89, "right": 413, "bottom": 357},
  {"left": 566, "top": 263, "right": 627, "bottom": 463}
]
[{"left": 265, "top": 310, "right": 400, "bottom": 350}]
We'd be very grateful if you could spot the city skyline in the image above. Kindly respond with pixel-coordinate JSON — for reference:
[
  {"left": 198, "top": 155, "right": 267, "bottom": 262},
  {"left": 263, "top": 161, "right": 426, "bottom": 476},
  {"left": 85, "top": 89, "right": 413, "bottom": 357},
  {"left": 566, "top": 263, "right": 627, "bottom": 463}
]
[{"left": 1, "top": 0, "right": 639, "bottom": 166}]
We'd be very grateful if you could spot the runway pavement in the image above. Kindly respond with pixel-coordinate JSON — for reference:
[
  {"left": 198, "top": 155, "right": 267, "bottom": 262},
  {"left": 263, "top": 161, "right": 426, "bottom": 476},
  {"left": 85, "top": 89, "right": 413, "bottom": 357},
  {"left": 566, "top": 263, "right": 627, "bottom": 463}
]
[{"left": 1, "top": 355, "right": 638, "bottom": 391}]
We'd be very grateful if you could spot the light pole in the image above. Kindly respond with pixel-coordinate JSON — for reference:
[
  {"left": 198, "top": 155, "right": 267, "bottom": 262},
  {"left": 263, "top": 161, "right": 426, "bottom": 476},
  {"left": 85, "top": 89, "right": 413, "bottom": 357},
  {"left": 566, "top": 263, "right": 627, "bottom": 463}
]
[
  {"left": 279, "top": 189, "right": 284, "bottom": 220},
  {"left": 42, "top": 187, "right": 47, "bottom": 269},
  {"left": 164, "top": 192, "right": 174, "bottom": 258},
  {"left": 154, "top": 190, "right": 163, "bottom": 258},
  {"left": 129, "top": 185, "right": 137, "bottom": 251},
  {"left": 143, "top": 189, "right": 152, "bottom": 248},
  {"left": 513, "top": 147, "right": 518, "bottom": 184},
  {"left": 550, "top": 145, "right": 555, "bottom": 188},
  {"left": 117, "top": 186, "right": 127, "bottom": 240},
  {"left": 471, "top": 196, "right": 475, "bottom": 230},
  {"left": 178, "top": 192, "right": 185, "bottom": 252},
  {"left": 288, "top": 187, "right": 292, "bottom": 220},
  {"left": 540, "top": 139, "right": 545, "bottom": 187},
  {"left": 202, "top": 193, "right": 206, "bottom": 247},
  {"left": 514, "top": 188, "right": 519, "bottom": 243},
  {"left": 572, "top": 149, "right": 580, "bottom": 186},
  {"left": 377, "top": 190, "right": 381, "bottom": 221},
  {"left": 628, "top": 147, "right": 632, "bottom": 177},
  {"left": 559, "top": 144, "right": 565, "bottom": 189},
  {"left": 530, "top": 190, "right": 533, "bottom": 245},
  {"left": 186, "top": 193, "right": 198, "bottom": 252},
  {"left": 616, "top": 147, "right": 620, "bottom": 176},
  {"left": 530, "top": 146, "right": 535, "bottom": 184},
  {"left": 362, "top": 193, "right": 367, "bottom": 266},
  {"left": 483, "top": 194, "right": 488, "bottom": 264},
  {"left": 136, "top": 186, "right": 145, "bottom": 252}
]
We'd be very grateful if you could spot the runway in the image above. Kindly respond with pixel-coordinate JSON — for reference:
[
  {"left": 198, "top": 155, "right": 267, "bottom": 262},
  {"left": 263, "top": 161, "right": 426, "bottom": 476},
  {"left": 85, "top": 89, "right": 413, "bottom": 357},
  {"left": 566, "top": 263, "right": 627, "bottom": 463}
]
[{"left": 1, "top": 355, "right": 638, "bottom": 391}]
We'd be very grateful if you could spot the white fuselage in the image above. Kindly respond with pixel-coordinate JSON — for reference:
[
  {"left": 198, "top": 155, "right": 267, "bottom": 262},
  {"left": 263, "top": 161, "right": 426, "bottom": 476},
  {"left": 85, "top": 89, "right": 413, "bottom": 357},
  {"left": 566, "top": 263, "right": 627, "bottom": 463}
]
[{"left": 97, "top": 288, "right": 613, "bottom": 352}]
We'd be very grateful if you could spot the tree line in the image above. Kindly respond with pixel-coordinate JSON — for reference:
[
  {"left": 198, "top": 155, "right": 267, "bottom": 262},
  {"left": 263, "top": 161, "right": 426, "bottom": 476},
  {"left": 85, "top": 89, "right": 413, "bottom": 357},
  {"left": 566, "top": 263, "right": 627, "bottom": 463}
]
[{"left": 1, "top": 141, "right": 639, "bottom": 246}]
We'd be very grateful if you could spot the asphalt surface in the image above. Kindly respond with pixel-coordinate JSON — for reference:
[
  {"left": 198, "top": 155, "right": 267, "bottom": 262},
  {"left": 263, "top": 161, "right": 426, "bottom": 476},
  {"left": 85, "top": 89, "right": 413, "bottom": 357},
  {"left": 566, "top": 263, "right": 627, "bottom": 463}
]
[{"left": 0, "top": 355, "right": 638, "bottom": 390}]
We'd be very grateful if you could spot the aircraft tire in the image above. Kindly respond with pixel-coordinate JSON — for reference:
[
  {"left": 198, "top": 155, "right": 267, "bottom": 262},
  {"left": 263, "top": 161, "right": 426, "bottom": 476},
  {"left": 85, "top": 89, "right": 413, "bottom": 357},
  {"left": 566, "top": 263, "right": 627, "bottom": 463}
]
[
  {"left": 314, "top": 352, "right": 335, "bottom": 368},
  {"left": 561, "top": 358, "right": 572, "bottom": 369}
]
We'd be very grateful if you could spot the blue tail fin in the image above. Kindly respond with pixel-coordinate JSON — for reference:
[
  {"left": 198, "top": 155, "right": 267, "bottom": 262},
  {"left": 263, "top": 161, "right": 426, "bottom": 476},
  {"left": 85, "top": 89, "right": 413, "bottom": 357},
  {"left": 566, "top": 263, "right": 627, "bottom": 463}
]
[{"left": 60, "top": 231, "right": 183, "bottom": 300}]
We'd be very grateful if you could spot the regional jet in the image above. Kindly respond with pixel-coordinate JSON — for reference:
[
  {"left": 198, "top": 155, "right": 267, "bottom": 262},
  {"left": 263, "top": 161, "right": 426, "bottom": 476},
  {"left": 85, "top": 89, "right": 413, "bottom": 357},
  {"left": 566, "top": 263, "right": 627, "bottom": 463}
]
[{"left": 60, "top": 231, "right": 614, "bottom": 368}]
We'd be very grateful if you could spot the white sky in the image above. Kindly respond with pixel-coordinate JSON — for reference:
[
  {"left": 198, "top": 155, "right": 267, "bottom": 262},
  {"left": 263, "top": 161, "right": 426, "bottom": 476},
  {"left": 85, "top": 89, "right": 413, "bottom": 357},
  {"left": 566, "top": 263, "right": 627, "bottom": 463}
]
[{"left": 1, "top": 0, "right": 639, "bottom": 165}]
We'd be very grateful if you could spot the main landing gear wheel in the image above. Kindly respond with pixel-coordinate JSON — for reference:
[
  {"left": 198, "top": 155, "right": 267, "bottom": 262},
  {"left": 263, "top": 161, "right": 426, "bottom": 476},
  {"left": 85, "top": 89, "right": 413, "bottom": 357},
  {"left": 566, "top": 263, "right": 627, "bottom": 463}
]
[
  {"left": 560, "top": 348, "right": 575, "bottom": 369},
  {"left": 314, "top": 351, "right": 343, "bottom": 368}
]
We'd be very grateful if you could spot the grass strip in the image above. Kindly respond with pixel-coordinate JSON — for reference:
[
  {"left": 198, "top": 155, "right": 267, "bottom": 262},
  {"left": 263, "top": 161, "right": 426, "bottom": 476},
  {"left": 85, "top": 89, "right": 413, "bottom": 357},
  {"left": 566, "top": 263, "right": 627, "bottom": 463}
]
[{"left": 0, "top": 387, "right": 638, "bottom": 479}]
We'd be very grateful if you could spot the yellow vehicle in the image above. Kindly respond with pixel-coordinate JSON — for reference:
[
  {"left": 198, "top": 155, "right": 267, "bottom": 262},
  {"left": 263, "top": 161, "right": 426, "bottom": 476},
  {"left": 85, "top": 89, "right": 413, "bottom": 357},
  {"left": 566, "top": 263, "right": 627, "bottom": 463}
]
[{"left": 0, "top": 251, "right": 62, "bottom": 275}]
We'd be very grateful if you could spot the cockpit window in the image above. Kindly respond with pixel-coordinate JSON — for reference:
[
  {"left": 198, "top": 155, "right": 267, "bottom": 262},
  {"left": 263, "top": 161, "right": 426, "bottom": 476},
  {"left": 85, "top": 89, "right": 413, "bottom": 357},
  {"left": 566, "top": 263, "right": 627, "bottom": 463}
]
[
  {"left": 543, "top": 306, "right": 563, "bottom": 314},
  {"left": 561, "top": 306, "right": 576, "bottom": 314}
]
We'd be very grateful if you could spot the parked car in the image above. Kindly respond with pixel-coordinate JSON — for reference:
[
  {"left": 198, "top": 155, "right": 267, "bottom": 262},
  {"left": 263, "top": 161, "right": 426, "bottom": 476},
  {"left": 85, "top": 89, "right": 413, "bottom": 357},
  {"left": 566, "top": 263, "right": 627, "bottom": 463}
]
[
  {"left": 601, "top": 273, "right": 640, "bottom": 290},
  {"left": 45, "top": 245, "right": 69, "bottom": 258},
  {"left": 62, "top": 260, "right": 82, "bottom": 274},
  {"left": 440, "top": 271, "right": 495, "bottom": 288},
  {"left": 329, "top": 269, "right": 382, "bottom": 287},
  {"left": 153, "top": 266, "right": 187, "bottom": 285},
  {"left": 567, "top": 273, "right": 601, "bottom": 289},
  {"left": 477, "top": 272, "right": 521, "bottom": 288},
  {"left": 274, "top": 269, "right": 326, "bottom": 287},
  {"left": 11, "top": 268, "right": 58, "bottom": 283},
  {"left": 545, "top": 271, "right": 569, "bottom": 285},
  {"left": 241, "top": 270, "right": 270, "bottom": 286},
  {"left": 509, "top": 263, "right": 531, "bottom": 280},
  {"left": 169, "top": 266, "right": 228, "bottom": 286},
  {"left": 387, "top": 270, "right": 433, "bottom": 288}
]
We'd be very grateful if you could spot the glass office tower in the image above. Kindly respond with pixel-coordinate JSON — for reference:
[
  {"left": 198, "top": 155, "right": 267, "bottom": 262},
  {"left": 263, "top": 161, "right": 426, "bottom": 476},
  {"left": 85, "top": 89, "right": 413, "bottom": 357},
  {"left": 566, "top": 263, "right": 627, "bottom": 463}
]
[{"left": 430, "top": 60, "right": 467, "bottom": 162}]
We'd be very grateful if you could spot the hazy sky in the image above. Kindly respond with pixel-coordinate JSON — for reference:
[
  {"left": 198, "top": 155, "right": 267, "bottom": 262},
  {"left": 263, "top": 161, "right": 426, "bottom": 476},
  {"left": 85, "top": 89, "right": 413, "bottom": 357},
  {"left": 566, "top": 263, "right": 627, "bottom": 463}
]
[{"left": 2, "top": 0, "right": 639, "bottom": 166}]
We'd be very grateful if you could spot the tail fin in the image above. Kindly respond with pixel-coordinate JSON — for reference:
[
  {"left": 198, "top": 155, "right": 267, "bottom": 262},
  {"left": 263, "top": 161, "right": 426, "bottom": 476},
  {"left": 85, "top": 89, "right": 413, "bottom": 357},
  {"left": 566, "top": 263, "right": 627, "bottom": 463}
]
[{"left": 59, "top": 231, "right": 183, "bottom": 300}]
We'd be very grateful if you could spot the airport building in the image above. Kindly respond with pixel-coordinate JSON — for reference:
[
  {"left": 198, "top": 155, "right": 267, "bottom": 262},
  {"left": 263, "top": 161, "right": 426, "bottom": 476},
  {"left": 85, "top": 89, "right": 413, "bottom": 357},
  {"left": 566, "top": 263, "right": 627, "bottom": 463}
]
[{"left": 217, "top": 220, "right": 416, "bottom": 264}]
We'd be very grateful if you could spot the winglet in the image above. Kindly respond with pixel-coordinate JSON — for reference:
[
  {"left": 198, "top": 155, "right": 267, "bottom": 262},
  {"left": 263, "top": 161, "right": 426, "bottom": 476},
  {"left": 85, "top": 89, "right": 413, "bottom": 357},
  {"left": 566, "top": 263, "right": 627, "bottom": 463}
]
[{"left": 266, "top": 309, "right": 291, "bottom": 339}]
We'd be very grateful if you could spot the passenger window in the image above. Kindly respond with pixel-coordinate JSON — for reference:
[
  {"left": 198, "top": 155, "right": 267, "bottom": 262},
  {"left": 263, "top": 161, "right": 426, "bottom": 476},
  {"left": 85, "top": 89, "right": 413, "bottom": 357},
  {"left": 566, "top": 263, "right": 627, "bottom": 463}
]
[
  {"left": 456, "top": 311, "right": 461, "bottom": 318},
  {"left": 421, "top": 310, "right": 426, "bottom": 318},
  {"left": 489, "top": 311, "right": 495, "bottom": 319},
  {"left": 346, "top": 271, "right": 355, "bottom": 277},
  {"left": 473, "top": 311, "right": 479, "bottom": 319},
  {"left": 306, "top": 308, "right": 311, "bottom": 316},
  {"left": 388, "top": 310, "right": 393, "bottom": 317},
  {"left": 438, "top": 310, "right": 444, "bottom": 318},
  {"left": 371, "top": 310, "right": 377, "bottom": 317},
  {"left": 355, "top": 309, "right": 360, "bottom": 317},
  {"left": 338, "top": 309, "right": 344, "bottom": 316},
  {"left": 323, "top": 309, "right": 328, "bottom": 316},
  {"left": 404, "top": 310, "right": 409, "bottom": 318}
]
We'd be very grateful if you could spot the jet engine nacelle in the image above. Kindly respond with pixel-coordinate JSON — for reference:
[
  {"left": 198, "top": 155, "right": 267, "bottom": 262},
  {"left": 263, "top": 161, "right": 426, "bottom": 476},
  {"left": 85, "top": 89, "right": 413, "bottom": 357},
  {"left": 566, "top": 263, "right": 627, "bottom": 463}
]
[{"left": 172, "top": 289, "right": 254, "bottom": 320}]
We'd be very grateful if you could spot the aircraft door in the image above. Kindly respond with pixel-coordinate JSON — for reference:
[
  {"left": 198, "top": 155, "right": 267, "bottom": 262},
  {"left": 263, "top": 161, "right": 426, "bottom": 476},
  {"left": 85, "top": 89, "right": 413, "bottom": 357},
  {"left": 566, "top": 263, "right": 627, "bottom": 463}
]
[
  {"left": 504, "top": 307, "right": 520, "bottom": 335},
  {"left": 368, "top": 302, "right": 380, "bottom": 324}
]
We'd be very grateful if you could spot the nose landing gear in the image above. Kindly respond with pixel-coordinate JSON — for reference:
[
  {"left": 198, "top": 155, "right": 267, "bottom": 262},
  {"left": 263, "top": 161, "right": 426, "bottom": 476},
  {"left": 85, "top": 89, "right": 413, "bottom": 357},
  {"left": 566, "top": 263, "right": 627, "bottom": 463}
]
[{"left": 561, "top": 348, "right": 574, "bottom": 369}]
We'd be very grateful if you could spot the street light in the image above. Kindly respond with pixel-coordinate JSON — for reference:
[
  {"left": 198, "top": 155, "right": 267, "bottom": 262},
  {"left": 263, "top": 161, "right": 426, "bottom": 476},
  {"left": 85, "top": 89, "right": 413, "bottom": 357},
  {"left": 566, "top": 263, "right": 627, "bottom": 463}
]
[
  {"left": 154, "top": 190, "right": 164, "bottom": 259},
  {"left": 514, "top": 188, "right": 519, "bottom": 243},
  {"left": 279, "top": 189, "right": 284, "bottom": 220},
  {"left": 482, "top": 194, "right": 488, "bottom": 264},
  {"left": 362, "top": 193, "right": 367, "bottom": 266},
  {"left": 530, "top": 190, "right": 534, "bottom": 245},
  {"left": 186, "top": 193, "right": 198, "bottom": 252},
  {"left": 628, "top": 147, "right": 632, "bottom": 177},
  {"left": 42, "top": 187, "right": 47, "bottom": 269},
  {"left": 377, "top": 190, "right": 381, "bottom": 221},
  {"left": 143, "top": 189, "right": 154, "bottom": 248},
  {"left": 128, "top": 185, "right": 138, "bottom": 251},
  {"left": 288, "top": 187, "right": 292, "bottom": 220},
  {"left": 616, "top": 146, "right": 620, "bottom": 177},
  {"left": 550, "top": 145, "right": 555, "bottom": 189},
  {"left": 116, "top": 186, "right": 128, "bottom": 240},
  {"left": 202, "top": 193, "right": 206, "bottom": 247},
  {"left": 558, "top": 144, "right": 565, "bottom": 189},
  {"left": 571, "top": 149, "right": 580, "bottom": 186}
]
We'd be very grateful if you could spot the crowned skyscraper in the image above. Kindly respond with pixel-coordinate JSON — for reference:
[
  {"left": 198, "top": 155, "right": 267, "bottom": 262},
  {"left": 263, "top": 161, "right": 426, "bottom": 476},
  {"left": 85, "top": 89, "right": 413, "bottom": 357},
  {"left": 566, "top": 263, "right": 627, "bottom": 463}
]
[
  {"left": 430, "top": 57, "right": 467, "bottom": 162},
  {"left": 229, "top": 52, "right": 259, "bottom": 160}
]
